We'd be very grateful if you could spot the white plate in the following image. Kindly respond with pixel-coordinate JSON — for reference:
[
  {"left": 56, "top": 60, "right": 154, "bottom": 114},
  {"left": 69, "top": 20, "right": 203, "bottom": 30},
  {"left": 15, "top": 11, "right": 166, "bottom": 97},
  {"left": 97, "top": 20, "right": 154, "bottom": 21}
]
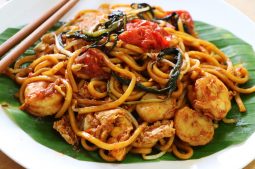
[{"left": 1, "top": 0, "right": 255, "bottom": 169}]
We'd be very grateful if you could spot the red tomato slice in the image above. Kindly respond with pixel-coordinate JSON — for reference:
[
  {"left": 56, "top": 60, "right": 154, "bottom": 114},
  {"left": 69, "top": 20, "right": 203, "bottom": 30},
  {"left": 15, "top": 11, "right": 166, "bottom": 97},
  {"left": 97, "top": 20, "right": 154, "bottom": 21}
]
[
  {"left": 166, "top": 10, "right": 195, "bottom": 35},
  {"left": 75, "top": 48, "right": 109, "bottom": 78},
  {"left": 119, "top": 19, "right": 171, "bottom": 51}
]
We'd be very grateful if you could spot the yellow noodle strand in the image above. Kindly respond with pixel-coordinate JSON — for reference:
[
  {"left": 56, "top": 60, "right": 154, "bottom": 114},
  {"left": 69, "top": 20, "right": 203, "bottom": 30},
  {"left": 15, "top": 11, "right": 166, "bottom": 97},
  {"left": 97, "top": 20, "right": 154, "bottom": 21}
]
[
  {"left": 55, "top": 78, "right": 73, "bottom": 118},
  {"left": 78, "top": 51, "right": 137, "bottom": 113},
  {"left": 69, "top": 106, "right": 147, "bottom": 150}
]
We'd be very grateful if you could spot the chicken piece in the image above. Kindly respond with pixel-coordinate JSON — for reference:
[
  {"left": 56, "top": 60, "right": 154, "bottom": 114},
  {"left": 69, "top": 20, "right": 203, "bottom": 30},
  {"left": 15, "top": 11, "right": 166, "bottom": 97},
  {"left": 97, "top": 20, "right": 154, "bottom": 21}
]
[
  {"left": 34, "top": 33, "right": 55, "bottom": 55},
  {"left": 93, "top": 108, "right": 134, "bottom": 135},
  {"left": 108, "top": 146, "right": 127, "bottom": 161},
  {"left": 134, "top": 120, "right": 175, "bottom": 148},
  {"left": 136, "top": 93, "right": 176, "bottom": 122},
  {"left": 107, "top": 134, "right": 128, "bottom": 161},
  {"left": 82, "top": 108, "right": 134, "bottom": 161},
  {"left": 73, "top": 10, "right": 106, "bottom": 32},
  {"left": 81, "top": 114, "right": 100, "bottom": 131},
  {"left": 174, "top": 107, "right": 214, "bottom": 146},
  {"left": 22, "top": 81, "right": 63, "bottom": 117},
  {"left": 41, "top": 33, "right": 55, "bottom": 44},
  {"left": 53, "top": 115, "right": 79, "bottom": 145},
  {"left": 188, "top": 73, "right": 231, "bottom": 120},
  {"left": 107, "top": 115, "right": 134, "bottom": 161}
]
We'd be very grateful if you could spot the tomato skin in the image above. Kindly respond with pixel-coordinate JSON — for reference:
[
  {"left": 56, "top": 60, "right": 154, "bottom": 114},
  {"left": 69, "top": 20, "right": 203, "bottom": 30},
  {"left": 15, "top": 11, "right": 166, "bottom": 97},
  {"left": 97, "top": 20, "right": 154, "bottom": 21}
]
[
  {"left": 75, "top": 48, "right": 109, "bottom": 78},
  {"left": 119, "top": 19, "right": 171, "bottom": 51},
  {"left": 166, "top": 10, "right": 195, "bottom": 35}
]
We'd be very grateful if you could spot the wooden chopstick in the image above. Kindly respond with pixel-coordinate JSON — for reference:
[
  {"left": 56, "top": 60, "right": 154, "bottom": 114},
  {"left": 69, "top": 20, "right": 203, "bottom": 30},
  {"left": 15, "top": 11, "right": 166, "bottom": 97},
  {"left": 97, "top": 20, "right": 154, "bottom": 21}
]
[
  {"left": 0, "top": 0, "right": 79, "bottom": 73},
  {"left": 0, "top": 0, "right": 69, "bottom": 57}
]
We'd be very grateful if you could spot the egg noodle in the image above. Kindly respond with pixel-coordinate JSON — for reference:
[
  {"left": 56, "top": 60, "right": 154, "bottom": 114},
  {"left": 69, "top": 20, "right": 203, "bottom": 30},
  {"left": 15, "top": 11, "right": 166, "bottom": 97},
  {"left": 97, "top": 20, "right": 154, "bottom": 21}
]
[{"left": 6, "top": 3, "right": 255, "bottom": 161}]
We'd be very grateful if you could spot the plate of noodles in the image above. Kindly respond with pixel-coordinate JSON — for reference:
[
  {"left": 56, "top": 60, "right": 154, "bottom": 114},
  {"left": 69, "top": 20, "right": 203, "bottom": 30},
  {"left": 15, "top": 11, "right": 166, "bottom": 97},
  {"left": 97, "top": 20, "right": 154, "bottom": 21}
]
[{"left": 1, "top": 0, "right": 255, "bottom": 169}]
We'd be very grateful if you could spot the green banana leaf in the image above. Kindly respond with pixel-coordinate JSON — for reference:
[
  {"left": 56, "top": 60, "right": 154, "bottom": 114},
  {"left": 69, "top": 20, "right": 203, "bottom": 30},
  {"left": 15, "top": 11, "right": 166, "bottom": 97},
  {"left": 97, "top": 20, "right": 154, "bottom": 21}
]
[{"left": 1, "top": 21, "right": 255, "bottom": 163}]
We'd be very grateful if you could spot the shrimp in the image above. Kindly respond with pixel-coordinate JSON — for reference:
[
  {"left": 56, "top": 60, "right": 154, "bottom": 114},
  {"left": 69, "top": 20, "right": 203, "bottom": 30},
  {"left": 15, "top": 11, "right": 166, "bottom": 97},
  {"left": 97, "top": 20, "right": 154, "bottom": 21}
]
[
  {"left": 188, "top": 73, "right": 231, "bottom": 120},
  {"left": 80, "top": 108, "right": 134, "bottom": 161},
  {"left": 136, "top": 93, "right": 177, "bottom": 123},
  {"left": 22, "top": 81, "right": 63, "bottom": 117},
  {"left": 174, "top": 106, "right": 214, "bottom": 146}
]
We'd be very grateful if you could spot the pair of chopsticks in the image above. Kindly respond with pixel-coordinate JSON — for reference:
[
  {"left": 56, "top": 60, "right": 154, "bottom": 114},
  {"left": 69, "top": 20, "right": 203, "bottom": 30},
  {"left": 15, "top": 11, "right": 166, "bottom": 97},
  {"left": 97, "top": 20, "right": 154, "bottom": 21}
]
[{"left": 0, "top": 0, "right": 79, "bottom": 73}]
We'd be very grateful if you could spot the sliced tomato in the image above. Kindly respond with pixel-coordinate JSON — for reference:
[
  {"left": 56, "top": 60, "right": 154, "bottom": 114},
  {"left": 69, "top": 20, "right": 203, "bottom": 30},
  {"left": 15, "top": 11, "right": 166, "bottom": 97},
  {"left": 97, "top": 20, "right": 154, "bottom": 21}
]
[
  {"left": 166, "top": 10, "right": 195, "bottom": 35},
  {"left": 119, "top": 19, "right": 171, "bottom": 51},
  {"left": 75, "top": 48, "right": 109, "bottom": 78}
]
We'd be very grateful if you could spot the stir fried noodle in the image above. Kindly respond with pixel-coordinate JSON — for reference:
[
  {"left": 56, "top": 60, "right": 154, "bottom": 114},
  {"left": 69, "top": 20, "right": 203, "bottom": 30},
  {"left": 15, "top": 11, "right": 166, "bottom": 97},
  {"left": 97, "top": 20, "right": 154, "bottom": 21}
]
[{"left": 6, "top": 3, "right": 255, "bottom": 161}]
